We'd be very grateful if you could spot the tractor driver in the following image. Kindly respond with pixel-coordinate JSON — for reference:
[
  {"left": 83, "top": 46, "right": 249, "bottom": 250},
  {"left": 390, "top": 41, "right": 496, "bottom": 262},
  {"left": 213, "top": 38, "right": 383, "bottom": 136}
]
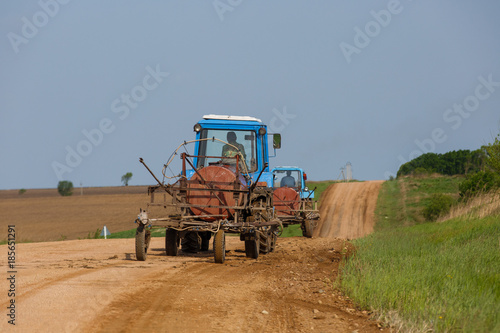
[
  {"left": 222, "top": 131, "right": 247, "bottom": 167},
  {"left": 280, "top": 170, "right": 296, "bottom": 187}
]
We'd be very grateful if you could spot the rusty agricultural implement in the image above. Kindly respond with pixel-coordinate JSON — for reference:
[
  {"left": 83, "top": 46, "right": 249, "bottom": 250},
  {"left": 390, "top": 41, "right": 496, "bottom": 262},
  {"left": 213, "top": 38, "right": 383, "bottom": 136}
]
[{"left": 135, "top": 115, "right": 283, "bottom": 263}]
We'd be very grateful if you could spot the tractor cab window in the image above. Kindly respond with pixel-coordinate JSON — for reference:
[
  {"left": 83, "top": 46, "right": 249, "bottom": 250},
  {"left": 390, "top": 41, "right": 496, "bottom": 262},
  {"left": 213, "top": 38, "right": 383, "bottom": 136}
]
[
  {"left": 197, "top": 129, "right": 258, "bottom": 173},
  {"left": 273, "top": 170, "right": 300, "bottom": 188}
]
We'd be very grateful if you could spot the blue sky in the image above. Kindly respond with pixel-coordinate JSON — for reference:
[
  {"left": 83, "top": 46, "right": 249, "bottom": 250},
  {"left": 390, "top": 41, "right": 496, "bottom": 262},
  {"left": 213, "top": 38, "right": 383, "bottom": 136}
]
[{"left": 1, "top": 0, "right": 500, "bottom": 189}]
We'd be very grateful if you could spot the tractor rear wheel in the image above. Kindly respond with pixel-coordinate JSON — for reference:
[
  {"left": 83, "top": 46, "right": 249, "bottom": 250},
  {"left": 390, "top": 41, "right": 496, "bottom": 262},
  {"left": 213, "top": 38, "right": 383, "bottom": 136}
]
[
  {"left": 244, "top": 232, "right": 259, "bottom": 259},
  {"left": 135, "top": 226, "right": 150, "bottom": 261},
  {"left": 214, "top": 230, "right": 225, "bottom": 264},
  {"left": 165, "top": 228, "right": 179, "bottom": 256}
]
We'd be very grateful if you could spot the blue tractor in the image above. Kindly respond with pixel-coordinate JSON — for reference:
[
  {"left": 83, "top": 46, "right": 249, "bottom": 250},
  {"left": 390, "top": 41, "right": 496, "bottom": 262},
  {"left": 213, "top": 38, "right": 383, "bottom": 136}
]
[
  {"left": 271, "top": 166, "right": 320, "bottom": 237},
  {"left": 136, "top": 115, "right": 282, "bottom": 263}
]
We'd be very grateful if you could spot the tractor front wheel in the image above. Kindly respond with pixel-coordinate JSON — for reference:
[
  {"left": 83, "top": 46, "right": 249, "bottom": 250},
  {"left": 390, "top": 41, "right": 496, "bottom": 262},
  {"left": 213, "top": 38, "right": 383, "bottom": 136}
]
[
  {"left": 302, "top": 220, "right": 314, "bottom": 238},
  {"left": 182, "top": 231, "right": 201, "bottom": 253},
  {"left": 259, "top": 231, "right": 271, "bottom": 254},
  {"left": 269, "top": 232, "right": 277, "bottom": 253},
  {"left": 200, "top": 231, "right": 211, "bottom": 251}
]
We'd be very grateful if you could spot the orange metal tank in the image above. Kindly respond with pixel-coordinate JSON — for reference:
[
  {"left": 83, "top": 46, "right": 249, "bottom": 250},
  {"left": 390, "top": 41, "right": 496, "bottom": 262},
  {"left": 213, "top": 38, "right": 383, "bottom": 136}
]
[
  {"left": 187, "top": 166, "right": 247, "bottom": 221},
  {"left": 273, "top": 187, "right": 300, "bottom": 216}
]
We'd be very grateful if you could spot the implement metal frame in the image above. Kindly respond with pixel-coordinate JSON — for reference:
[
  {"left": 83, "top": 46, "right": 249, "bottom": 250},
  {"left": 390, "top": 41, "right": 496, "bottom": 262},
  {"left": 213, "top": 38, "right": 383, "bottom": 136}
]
[
  {"left": 137, "top": 153, "right": 280, "bottom": 236},
  {"left": 274, "top": 198, "right": 320, "bottom": 226}
]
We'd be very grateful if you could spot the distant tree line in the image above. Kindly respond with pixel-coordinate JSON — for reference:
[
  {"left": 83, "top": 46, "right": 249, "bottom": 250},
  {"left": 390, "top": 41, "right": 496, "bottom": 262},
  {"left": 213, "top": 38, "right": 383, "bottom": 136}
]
[
  {"left": 397, "top": 149, "right": 485, "bottom": 177},
  {"left": 397, "top": 134, "right": 500, "bottom": 207},
  {"left": 459, "top": 134, "right": 500, "bottom": 200}
]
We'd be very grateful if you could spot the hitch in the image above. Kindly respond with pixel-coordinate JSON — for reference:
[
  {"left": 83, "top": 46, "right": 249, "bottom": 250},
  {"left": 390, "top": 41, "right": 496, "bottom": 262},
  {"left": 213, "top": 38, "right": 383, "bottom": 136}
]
[{"left": 136, "top": 209, "right": 149, "bottom": 226}]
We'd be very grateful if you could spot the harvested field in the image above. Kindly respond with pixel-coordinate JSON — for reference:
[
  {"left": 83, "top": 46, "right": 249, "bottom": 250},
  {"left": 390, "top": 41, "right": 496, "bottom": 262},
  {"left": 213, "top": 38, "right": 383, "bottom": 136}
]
[{"left": 0, "top": 186, "right": 149, "bottom": 242}]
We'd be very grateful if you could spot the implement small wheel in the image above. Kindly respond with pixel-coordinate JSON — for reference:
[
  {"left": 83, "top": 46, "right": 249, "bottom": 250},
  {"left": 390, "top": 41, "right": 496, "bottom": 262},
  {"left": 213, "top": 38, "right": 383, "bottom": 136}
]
[
  {"left": 302, "top": 220, "right": 314, "bottom": 238},
  {"left": 244, "top": 232, "right": 259, "bottom": 259},
  {"left": 214, "top": 230, "right": 225, "bottom": 264},
  {"left": 135, "top": 225, "right": 149, "bottom": 261},
  {"left": 165, "top": 228, "right": 179, "bottom": 256}
]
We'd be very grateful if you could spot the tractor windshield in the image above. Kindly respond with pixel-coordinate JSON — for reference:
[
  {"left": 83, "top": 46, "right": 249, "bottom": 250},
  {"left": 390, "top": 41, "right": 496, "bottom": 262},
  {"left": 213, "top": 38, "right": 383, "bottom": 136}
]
[
  {"left": 273, "top": 170, "right": 300, "bottom": 189},
  {"left": 197, "top": 129, "right": 258, "bottom": 172}
]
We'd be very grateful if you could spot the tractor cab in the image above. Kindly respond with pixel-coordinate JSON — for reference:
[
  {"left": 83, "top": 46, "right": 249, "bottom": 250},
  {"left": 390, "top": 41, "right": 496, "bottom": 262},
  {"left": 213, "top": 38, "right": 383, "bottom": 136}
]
[
  {"left": 272, "top": 166, "right": 315, "bottom": 199},
  {"left": 188, "top": 115, "right": 280, "bottom": 187}
]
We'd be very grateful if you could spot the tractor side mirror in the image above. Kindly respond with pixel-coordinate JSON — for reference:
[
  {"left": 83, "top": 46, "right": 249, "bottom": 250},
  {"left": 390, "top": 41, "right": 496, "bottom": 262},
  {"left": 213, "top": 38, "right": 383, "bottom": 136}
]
[{"left": 273, "top": 134, "right": 281, "bottom": 149}]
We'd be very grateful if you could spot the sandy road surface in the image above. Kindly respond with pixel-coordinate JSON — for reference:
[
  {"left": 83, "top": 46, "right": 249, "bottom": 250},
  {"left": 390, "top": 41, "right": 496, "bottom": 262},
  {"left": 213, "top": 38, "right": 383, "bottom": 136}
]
[
  {"left": 1, "top": 182, "right": 385, "bottom": 332},
  {"left": 1, "top": 237, "right": 385, "bottom": 333},
  {"left": 314, "top": 181, "right": 384, "bottom": 239}
]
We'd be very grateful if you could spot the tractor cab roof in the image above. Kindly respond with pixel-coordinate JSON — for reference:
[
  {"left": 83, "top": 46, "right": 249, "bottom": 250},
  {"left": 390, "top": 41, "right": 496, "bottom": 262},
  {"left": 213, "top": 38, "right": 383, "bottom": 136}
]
[
  {"left": 197, "top": 115, "right": 263, "bottom": 129},
  {"left": 199, "top": 115, "right": 263, "bottom": 128},
  {"left": 272, "top": 166, "right": 304, "bottom": 172},
  {"left": 202, "top": 114, "right": 262, "bottom": 122}
]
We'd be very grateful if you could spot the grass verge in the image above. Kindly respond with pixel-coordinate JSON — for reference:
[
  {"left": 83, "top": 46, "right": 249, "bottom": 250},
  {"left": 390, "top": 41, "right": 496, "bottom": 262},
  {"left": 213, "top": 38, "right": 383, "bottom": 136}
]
[
  {"left": 106, "top": 227, "right": 166, "bottom": 239},
  {"left": 340, "top": 177, "right": 500, "bottom": 332}
]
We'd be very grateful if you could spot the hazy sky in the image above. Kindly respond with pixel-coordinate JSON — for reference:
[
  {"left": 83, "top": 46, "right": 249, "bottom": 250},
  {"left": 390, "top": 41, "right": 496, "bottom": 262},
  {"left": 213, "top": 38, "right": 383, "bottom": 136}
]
[{"left": 1, "top": 0, "right": 500, "bottom": 189}]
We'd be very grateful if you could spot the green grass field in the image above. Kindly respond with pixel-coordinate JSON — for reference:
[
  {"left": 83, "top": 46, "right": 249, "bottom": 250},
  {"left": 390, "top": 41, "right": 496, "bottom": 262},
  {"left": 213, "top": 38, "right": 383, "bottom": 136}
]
[{"left": 340, "top": 177, "right": 500, "bottom": 332}]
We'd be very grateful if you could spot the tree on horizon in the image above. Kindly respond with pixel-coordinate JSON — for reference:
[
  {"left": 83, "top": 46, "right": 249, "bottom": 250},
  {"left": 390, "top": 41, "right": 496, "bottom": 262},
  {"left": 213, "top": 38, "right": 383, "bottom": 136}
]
[
  {"left": 57, "top": 181, "right": 73, "bottom": 196},
  {"left": 121, "top": 172, "right": 133, "bottom": 186}
]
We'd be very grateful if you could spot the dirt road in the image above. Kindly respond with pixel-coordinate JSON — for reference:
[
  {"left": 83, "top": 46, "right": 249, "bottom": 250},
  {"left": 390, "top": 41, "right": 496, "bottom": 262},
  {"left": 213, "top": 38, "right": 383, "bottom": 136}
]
[
  {"left": 0, "top": 182, "right": 385, "bottom": 332},
  {"left": 314, "top": 181, "right": 384, "bottom": 239},
  {"left": 1, "top": 237, "right": 384, "bottom": 333}
]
